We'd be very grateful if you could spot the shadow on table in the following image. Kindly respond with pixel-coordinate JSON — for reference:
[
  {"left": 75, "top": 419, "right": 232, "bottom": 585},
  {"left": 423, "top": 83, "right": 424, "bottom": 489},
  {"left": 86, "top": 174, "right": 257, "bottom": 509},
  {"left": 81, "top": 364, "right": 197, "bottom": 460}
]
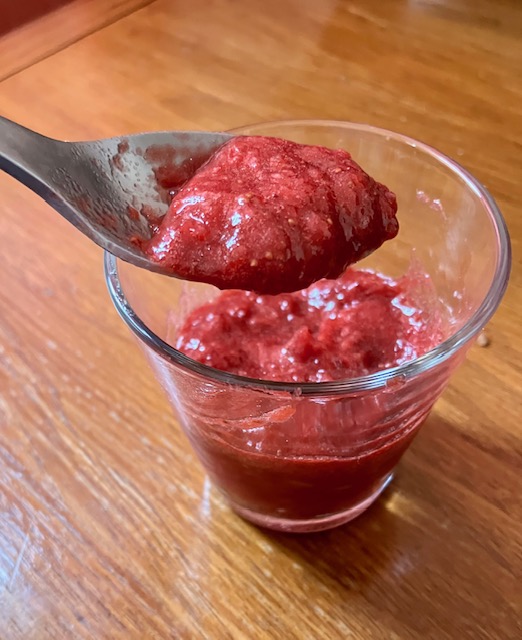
[
  {"left": 250, "top": 412, "right": 461, "bottom": 596},
  {"left": 257, "top": 479, "right": 403, "bottom": 591}
]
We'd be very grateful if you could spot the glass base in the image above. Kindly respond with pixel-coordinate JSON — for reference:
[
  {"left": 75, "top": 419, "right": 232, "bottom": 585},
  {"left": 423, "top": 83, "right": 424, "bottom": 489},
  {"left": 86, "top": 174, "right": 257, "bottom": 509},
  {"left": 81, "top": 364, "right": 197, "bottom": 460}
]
[{"left": 229, "top": 472, "right": 394, "bottom": 533}]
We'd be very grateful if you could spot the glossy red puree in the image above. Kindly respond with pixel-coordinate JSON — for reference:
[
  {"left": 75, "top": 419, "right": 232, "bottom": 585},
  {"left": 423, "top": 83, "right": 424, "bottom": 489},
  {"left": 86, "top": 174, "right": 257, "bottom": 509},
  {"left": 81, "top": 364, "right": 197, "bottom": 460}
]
[
  {"left": 176, "top": 268, "right": 440, "bottom": 383},
  {"left": 145, "top": 135, "right": 398, "bottom": 294},
  {"left": 173, "top": 268, "right": 442, "bottom": 527}
]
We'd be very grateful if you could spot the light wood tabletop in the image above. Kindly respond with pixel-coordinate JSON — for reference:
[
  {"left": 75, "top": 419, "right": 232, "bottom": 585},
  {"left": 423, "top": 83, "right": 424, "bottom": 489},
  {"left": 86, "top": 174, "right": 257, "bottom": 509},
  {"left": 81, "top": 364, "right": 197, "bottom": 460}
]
[{"left": 0, "top": 1, "right": 520, "bottom": 638}]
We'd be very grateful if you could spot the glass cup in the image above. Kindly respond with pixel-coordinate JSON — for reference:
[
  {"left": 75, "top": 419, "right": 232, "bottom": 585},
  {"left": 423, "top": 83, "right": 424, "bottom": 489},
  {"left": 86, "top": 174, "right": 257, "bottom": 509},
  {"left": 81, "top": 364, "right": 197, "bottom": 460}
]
[{"left": 104, "top": 121, "right": 510, "bottom": 533}]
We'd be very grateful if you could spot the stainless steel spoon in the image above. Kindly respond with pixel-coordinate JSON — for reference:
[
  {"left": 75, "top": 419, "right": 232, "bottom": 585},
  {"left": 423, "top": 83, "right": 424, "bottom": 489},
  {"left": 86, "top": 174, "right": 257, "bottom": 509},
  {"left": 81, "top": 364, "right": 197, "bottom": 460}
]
[{"left": 0, "top": 116, "right": 232, "bottom": 274}]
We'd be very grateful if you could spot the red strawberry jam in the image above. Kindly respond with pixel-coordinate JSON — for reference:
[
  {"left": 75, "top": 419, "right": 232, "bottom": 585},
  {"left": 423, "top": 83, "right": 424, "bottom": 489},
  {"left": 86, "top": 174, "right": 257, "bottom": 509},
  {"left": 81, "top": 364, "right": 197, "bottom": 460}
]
[
  {"left": 145, "top": 136, "right": 398, "bottom": 294},
  {"left": 172, "top": 268, "right": 442, "bottom": 527},
  {"left": 176, "top": 268, "right": 441, "bottom": 383}
]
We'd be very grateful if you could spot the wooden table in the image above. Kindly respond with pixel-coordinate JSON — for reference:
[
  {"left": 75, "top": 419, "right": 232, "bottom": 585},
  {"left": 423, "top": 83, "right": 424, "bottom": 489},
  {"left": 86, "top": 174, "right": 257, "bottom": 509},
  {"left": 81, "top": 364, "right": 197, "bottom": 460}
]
[{"left": 0, "top": 1, "right": 520, "bottom": 638}]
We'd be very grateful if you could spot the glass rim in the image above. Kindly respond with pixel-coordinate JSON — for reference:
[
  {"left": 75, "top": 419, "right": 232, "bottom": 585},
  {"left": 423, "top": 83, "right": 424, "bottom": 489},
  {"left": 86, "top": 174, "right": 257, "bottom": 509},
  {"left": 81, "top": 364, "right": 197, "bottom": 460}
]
[{"left": 103, "top": 120, "right": 511, "bottom": 397}]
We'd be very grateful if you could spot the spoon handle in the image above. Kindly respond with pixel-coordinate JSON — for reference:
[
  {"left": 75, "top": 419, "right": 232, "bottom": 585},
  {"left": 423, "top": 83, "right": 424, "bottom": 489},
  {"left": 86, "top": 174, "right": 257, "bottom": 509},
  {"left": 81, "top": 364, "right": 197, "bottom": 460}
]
[{"left": 0, "top": 116, "right": 61, "bottom": 201}]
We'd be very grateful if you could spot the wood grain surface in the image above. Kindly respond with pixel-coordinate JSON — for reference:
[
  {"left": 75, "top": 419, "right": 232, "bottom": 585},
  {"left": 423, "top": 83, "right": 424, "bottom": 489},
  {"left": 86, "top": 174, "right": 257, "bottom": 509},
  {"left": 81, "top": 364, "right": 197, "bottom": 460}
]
[
  {"left": 0, "top": 1, "right": 521, "bottom": 638},
  {"left": 0, "top": 0, "right": 154, "bottom": 81},
  {"left": 0, "top": 0, "right": 73, "bottom": 36}
]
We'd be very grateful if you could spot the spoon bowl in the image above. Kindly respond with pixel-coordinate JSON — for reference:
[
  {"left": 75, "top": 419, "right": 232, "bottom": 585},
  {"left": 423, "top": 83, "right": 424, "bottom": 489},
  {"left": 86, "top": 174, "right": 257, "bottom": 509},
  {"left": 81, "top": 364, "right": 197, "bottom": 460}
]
[{"left": 0, "top": 116, "right": 232, "bottom": 273}]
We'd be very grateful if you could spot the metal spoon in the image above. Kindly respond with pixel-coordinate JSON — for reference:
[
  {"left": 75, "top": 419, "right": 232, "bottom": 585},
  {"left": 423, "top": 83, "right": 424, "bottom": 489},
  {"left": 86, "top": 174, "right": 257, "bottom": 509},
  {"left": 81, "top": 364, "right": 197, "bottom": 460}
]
[{"left": 0, "top": 116, "right": 232, "bottom": 273}]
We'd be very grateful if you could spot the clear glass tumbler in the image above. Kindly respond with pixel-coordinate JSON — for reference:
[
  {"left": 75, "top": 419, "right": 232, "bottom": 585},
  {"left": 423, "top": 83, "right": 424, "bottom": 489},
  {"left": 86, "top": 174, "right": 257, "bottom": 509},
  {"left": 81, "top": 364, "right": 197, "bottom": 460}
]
[{"left": 104, "top": 121, "right": 510, "bottom": 533}]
